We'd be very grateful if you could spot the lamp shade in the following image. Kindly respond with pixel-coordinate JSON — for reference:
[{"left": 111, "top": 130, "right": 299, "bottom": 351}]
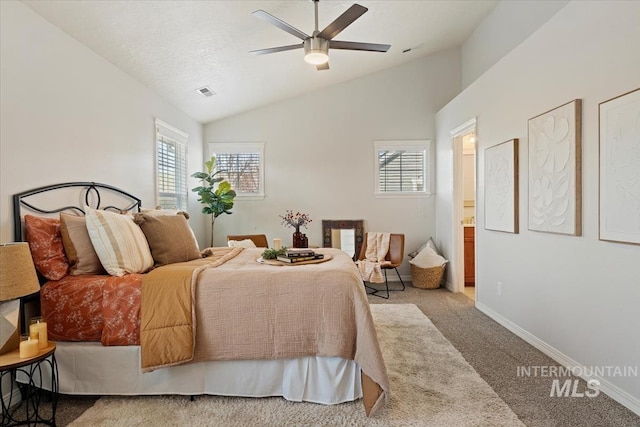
[{"left": 0, "top": 242, "right": 40, "bottom": 301}]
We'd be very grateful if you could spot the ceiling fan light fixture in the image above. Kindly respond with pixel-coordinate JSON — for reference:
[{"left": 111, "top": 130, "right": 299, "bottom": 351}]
[
  {"left": 305, "top": 51, "right": 328, "bottom": 65},
  {"left": 304, "top": 37, "right": 329, "bottom": 65}
]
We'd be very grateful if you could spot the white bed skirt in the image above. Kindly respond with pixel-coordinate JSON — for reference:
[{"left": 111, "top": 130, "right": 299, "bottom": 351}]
[{"left": 19, "top": 342, "right": 363, "bottom": 405}]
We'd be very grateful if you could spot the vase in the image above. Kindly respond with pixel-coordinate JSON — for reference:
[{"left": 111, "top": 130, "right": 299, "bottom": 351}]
[{"left": 292, "top": 227, "right": 306, "bottom": 248}]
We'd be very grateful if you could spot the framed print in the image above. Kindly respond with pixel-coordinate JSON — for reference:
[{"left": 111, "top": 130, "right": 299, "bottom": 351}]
[
  {"left": 599, "top": 88, "right": 640, "bottom": 245},
  {"left": 528, "top": 99, "right": 582, "bottom": 235},
  {"left": 485, "top": 139, "right": 519, "bottom": 233}
]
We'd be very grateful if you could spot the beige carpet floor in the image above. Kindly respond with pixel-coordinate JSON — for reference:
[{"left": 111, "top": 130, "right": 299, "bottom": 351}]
[{"left": 67, "top": 304, "right": 523, "bottom": 426}]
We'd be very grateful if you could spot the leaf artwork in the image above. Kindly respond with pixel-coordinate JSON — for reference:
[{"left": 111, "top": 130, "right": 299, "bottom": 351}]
[
  {"left": 484, "top": 139, "right": 518, "bottom": 233},
  {"left": 486, "top": 153, "right": 511, "bottom": 220},
  {"left": 599, "top": 88, "right": 640, "bottom": 244},
  {"left": 528, "top": 100, "right": 581, "bottom": 234}
]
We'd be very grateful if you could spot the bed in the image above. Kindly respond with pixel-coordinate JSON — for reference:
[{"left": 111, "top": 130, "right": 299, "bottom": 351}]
[{"left": 12, "top": 182, "right": 389, "bottom": 416}]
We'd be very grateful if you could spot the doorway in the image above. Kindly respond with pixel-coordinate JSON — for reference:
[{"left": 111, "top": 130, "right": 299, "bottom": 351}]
[
  {"left": 450, "top": 118, "right": 477, "bottom": 297},
  {"left": 462, "top": 133, "right": 476, "bottom": 300}
]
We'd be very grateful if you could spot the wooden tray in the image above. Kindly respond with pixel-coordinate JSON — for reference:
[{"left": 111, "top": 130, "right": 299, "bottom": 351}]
[{"left": 257, "top": 254, "right": 332, "bottom": 266}]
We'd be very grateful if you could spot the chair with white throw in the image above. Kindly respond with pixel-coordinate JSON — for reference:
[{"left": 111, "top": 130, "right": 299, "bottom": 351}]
[{"left": 356, "top": 232, "right": 405, "bottom": 299}]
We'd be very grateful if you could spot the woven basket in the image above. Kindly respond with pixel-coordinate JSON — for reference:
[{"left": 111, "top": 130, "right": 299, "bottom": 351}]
[{"left": 411, "top": 263, "right": 446, "bottom": 289}]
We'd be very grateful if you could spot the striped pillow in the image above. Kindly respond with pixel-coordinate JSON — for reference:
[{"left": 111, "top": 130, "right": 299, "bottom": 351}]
[{"left": 85, "top": 207, "right": 153, "bottom": 276}]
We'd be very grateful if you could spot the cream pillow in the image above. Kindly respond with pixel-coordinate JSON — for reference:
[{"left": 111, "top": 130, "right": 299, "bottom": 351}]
[
  {"left": 409, "top": 245, "right": 446, "bottom": 269},
  {"left": 408, "top": 237, "right": 440, "bottom": 259},
  {"left": 227, "top": 239, "right": 256, "bottom": 248},
  {"left": 85, "top": 207, "right": 154, "bottom": 276}
]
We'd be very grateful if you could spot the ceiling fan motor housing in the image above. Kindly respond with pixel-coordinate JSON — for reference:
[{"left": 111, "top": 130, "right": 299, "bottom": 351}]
[{"left": 304, "top": 37, "right": 329, "bottom": 64}]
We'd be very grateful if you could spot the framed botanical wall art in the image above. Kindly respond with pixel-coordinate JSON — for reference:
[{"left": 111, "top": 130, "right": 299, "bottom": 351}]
[
  {"left": 528, "top": 99, "right": 582, "bottom": 235},
  {"left": 484, "top": 139, "right": 519, "bottom": 233},
  {"left": 599, "top": 88, "right": 640, "bottom": 245}
]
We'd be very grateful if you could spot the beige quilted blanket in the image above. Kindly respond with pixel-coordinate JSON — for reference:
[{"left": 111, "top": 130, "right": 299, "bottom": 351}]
[
  {"left": 142, "top": 247, "right": 389, "bottom": 416},
  {"left": 140, "top": 247, "right": 243, "bottom": 370}
]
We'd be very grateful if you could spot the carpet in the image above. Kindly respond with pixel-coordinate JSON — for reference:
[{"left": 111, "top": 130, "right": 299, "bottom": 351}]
[{"left": 69, "top": 304, "right": 524, "bottom": 426}]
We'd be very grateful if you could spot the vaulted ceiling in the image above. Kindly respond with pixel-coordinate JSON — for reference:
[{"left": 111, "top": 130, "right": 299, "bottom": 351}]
[{"left": 22, "top": 0, "right": 498, "bottom": 123}]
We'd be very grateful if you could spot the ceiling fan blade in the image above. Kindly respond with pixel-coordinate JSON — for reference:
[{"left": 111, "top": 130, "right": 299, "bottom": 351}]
[
  {"left": 252, "top": 10, "right": 310, "bottom": 41},
  {"left": 316, "top": 62, "right": 330, "bottom": 71},
  {"left": 250, "top": 44, "right": 303, "bottom": 55},
  {"left": 329, "top": 40, "right": 390, "bottom": 52},
  {"left": 317, "top": 4, "right": 367, "bottom": 40}
]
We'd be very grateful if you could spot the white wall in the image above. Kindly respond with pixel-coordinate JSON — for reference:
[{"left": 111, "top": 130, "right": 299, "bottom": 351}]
[
  {"left": 461, "top": 0, "right": 569, "bottom": 88},
  {"left": 462, "top": 153, "right": 475, "bottom": 220},
  {"left": 0, "top": 1, "right": 205, "bottom": 246},
  {"left": 436, "top": 0, "right": 640, "bottom": 412},
  {"left": 204, "top": 49, "right": 462, "bottom": 276}
]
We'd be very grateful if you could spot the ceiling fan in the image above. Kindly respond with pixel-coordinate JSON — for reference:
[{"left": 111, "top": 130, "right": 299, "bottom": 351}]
[{"left": 250, "top": 0, "right": 391, "bottom": 71}]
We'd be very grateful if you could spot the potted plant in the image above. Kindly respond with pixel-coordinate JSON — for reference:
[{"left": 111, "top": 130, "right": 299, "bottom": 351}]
[{"left": 191, "top": 156, "right": 237, "bottom": 247}]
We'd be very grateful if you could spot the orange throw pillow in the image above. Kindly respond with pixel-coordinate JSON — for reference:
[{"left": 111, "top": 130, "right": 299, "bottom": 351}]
[{"left": 24, "top": 215, "right": 69, "bottom": 281}]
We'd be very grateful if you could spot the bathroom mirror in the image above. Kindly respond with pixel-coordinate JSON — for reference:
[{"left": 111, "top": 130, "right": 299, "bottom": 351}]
[{"left": 322, "top": 220, "right": 364, "bottom": 260}]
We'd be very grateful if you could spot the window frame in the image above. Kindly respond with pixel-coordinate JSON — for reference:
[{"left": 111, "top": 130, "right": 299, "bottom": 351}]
[
  {"left": 374, "top": 140, "right": 432, "bottom": 198},
  {"left": 208, "top": 142, "right": 265, "bottom": 200},
  {"left": 155, "top": 119, "right": 189, "bottom": 210}
]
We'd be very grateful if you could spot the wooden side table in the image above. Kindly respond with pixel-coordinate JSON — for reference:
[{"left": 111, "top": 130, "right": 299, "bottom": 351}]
[{"left": 0, "top": 342, "right": 58, "bottom": 426}]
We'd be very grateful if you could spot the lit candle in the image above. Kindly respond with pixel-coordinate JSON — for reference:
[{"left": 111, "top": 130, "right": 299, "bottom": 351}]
[
  {"left": 30, "top": 320, "right": 48, "bottom": 349},
  {"left": 19, "top": 337, "right": 39, "bottom": 358},
  {"left": 273, "top": 238, "right": 282, "bottom": 250},
  {"left": 38, "top": 321, "right": 48, "bottom": 349}
]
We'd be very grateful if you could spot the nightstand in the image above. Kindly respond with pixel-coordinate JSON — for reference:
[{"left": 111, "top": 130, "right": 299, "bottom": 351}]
[{"left": 0, "top": 342, "right": 58, "bottom": 426}]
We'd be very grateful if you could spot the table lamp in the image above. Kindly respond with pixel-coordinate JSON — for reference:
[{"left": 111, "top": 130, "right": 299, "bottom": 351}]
[{"left": 0, "top": 242, "right": 40, "bottom": 355}]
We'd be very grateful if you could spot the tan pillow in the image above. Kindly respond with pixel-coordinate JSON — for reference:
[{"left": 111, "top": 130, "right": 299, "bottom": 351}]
[
  {"left": 139, "top": 208, "right": 198, "bottom": 246},
  {"left": 134, "top": 213, "right": 202, "bottom": 266},
  {"left": 140, "top": 207, "right": 190, "bottom": 219},
  {"left": 85, "top": 207, "right": 154, "bottom": 276},
  {"left": 60, "top": 213, "right": 106, "bottom": 275}
]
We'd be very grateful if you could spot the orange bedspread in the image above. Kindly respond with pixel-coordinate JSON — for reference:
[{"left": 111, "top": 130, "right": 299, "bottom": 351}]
[{"left": 41, "top": 274, "right": 142, "bottom": 346}]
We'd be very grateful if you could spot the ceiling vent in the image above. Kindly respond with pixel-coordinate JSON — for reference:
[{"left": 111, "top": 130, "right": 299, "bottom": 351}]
[{"left": 196, "top": 87, "right": 215, "bottom": 97}]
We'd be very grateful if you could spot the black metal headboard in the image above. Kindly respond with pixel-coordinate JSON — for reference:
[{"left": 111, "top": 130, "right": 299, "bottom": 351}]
[{"left": 13, "top": 182, "right": 142, "bottom": 242}]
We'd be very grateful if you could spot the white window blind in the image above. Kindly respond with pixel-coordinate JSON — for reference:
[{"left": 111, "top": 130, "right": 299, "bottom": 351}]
[
  {"left": 156, "top": 119, "right": 188, "bottom": 210},
  {"left": 374, "top": 140, "right": 431, "bottom": 197},
  {"left": 208, "top": 142, "right": 265, "bottom": 199}
]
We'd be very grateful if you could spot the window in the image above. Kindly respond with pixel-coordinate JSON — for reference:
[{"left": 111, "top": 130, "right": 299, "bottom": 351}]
[
  {"left": 208, "top": 142, "right": 265, "bottom": 199},
  {"left": 156, "top": 119, "right": 188, "bottom": 210},
  {"left": 374, "top": 140, "right": 431, "bottom": 197}
]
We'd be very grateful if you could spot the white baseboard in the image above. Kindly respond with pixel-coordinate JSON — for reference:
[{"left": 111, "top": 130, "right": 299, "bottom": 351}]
[
  {"left": 379, "top": 274, "right": 411, "bottom": 283},
  {"left": 475, "top": 301, "right": 640, "bottom": 417},
  {"left": 443, "top": 279, "right": 455, "bottom": 292}
]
